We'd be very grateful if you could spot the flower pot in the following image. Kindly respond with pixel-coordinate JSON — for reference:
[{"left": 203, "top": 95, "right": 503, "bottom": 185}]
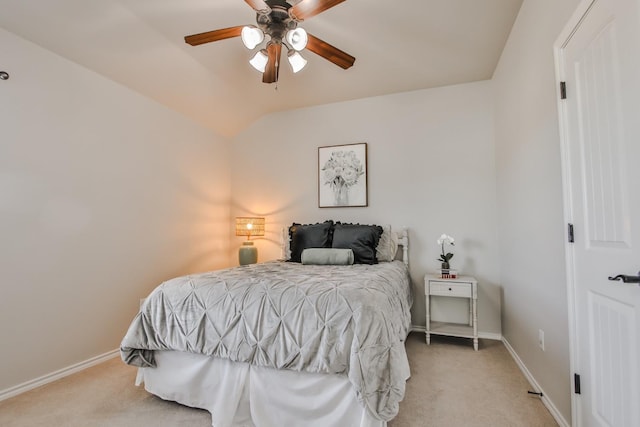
[{"left": 441, "top": 262, "right": 450, "bottom": 270}]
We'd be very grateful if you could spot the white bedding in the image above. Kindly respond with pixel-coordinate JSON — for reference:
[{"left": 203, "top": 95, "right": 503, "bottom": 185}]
[{"left": 138, "top": 350, "right": 385, "bottom": 427}]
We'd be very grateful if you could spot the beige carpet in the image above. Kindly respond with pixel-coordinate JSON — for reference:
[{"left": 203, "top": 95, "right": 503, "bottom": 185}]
[
  {"left": 391, "top": 333, "right": 558, "bottom": 426},
  {"left": 0, "top": 333, "right": 558, "bottom": 426}
]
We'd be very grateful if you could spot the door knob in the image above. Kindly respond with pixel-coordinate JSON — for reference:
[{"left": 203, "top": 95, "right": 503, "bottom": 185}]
[{"left": 608, "top": 271, "right": 640, "bottom": 284}]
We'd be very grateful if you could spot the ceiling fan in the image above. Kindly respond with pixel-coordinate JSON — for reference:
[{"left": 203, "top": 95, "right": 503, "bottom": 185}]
[{"left": 184, "top": 0, "right": 355, "bottom": 84}]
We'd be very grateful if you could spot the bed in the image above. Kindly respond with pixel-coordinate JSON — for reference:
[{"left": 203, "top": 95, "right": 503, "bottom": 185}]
[{"left": 121, "top": 222, "right": 412, "bottom": 427}]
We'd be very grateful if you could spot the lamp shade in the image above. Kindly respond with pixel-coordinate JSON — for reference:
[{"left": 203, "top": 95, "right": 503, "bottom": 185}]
[
  {"left": 286, "top": 27, "right": 308, "bottom": 51},
  {"left": 287, "top": 50, "right": 307, "bottom": 73},
  {"left": 235, "top": 217, "right": 265, "bottom": 239},
  {"left": 241, "top": 26, "right": 264, "bottom": 49},
  {"left": 249, "top": 49, "right": 269, "bottom": 72}
]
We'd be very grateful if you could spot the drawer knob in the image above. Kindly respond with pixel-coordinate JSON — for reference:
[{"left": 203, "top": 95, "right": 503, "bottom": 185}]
[{"left": 449, "top": 287, "right": 452, "bottom": 291}]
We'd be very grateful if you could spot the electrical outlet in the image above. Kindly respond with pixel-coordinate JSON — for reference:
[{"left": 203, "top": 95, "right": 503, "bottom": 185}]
[{"left": 538, "top": 329, "right": 545, "bottom": 351}]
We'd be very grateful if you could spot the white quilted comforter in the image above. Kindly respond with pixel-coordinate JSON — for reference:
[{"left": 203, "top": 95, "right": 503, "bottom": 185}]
[{"left": 120, "top": 260, "right": 412, "bottom": 421}]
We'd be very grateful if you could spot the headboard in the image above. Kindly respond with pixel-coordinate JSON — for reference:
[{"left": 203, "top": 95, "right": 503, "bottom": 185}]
[
  {"left": 281, "top": 226, "right": 409, "bottom": 267},
  {"left": 396, "top": 228, "right": 409, "bottom": 267}
]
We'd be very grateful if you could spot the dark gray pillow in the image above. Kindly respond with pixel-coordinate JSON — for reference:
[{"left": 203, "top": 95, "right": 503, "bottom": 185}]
[
  {"left": 331, "top": 223, "right": 383, "bottom": 265},
  {"left": 288, "top": 221, "right": 334, "bottom": 263}
]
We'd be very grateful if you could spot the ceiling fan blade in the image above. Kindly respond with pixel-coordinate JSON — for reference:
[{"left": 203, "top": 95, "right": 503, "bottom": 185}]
[
  {"left": 184, "top": 26, "right": 244, "bottom": 46},
  {"left": 306, "top": 33, "right": 355, "bottom": 69},
  {"left": 263, "top": 43, "right": 282, "bottom": 84},
  {"left": 290, "top": 0, "right": 346, "bottom": 20},
  {"left": 245, "top": 0, "right": 271, "bottom": 13}
]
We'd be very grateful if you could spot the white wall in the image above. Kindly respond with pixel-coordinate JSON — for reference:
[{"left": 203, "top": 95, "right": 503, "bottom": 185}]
[
  {"left": 492, "top": 0, "right": 580, "bottom": 422},
  {"left": 0, "top": 28, "right": 231, "bottom": 392},
  {"left": 231, "top": 81, "right": 502, "bottom": 337},
  {"left": 1, "top": 3, "right": 582, "bottom": 421}
]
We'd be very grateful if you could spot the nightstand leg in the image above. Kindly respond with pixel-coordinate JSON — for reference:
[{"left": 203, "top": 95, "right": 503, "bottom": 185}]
[
  {"left": 425, "top": 293, "right": 431, "bottom": 345},
  {"left": 472, "top": 296, "right": 478, "bottom": 351}
]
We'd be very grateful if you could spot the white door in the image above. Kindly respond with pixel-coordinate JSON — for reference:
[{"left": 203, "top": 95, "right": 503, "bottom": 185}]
[{"left": 556, "top": 0, "right": 640, "bottom": 426}]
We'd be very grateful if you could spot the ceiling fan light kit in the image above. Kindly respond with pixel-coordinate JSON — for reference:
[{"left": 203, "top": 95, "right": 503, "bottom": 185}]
[{"left": 184, "top": 0, "right": 355, "bottom": 84}]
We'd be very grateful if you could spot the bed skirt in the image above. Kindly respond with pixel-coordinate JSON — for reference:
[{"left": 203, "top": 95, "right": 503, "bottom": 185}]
[{"left": 137, "top": 351, "right": 387, "bottom": 427}]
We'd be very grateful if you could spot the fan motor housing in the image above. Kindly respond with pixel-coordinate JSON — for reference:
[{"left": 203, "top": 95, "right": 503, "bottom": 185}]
[{"left": 257, "top": 1, "right": 297, "bottom": 43}]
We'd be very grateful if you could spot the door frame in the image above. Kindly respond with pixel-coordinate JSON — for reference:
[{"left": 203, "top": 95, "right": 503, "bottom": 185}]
[{"left": 553, "top": 1, "right": 597, "bottom": 426}]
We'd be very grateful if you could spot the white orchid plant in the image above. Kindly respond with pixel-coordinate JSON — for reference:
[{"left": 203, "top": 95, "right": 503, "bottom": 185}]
[{"left": 437, "top": 234, "right": 455, "bottom": 265}]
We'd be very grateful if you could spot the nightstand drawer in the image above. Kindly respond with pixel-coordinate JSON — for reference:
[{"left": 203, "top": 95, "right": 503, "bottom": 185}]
[{"left": 429, "top": 281, "right": 472, "bottom": 298}]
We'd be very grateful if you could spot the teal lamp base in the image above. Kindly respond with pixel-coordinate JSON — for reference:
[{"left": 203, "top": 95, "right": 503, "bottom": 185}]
[{"left": 239, "top": 241, "right": 258, "bottom": 265}]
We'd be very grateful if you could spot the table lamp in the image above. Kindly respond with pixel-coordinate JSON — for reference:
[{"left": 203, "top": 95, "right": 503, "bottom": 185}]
[{"left": 235, "top": 217, "right": 265, "bottom": 265}]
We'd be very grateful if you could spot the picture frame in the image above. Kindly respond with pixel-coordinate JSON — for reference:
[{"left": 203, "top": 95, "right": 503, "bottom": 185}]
[{"left": 318, "top": 142, "right": 368, "bottom": 208}]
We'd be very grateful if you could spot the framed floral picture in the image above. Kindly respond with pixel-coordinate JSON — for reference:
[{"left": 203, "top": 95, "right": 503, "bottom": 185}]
[{"left": 318, "top": 142, "right": 368, "bottom": 208}]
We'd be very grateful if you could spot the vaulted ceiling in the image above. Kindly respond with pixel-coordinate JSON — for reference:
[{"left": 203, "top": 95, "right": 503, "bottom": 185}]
[{"left": 0, "top": 0, "right": 523, "bottom": 136}]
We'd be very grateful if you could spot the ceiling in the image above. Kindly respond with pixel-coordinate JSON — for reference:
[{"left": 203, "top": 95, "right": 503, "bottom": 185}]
[{"left": 0, "top": 0, "right": 523, "bottom": 137}]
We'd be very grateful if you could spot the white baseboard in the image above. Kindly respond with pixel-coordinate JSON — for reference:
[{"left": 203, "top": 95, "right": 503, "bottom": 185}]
[
  {"left": 478, "top": 331, "right": 502, "bottom": 341},
  {"left": 502, "top": 338, "right": 570, "bottom": 427},
  {"left": 410, "top": 324, "right": 502, "bottom": 341},
  {"left": 0, "top": 349, "right": 119, "bottom": 402}
]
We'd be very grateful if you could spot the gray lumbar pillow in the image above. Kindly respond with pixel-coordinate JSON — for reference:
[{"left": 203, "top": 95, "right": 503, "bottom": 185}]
[{"left": 301, "top": 248, "right": 355, "bottom": 265}]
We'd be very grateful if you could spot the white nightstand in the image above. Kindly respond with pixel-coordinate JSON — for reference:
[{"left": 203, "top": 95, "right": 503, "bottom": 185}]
[{"left": 425, "top": 274, "right": 478, "bottom": 350}]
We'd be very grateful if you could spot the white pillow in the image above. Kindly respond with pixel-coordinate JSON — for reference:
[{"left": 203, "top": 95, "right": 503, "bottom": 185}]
[{"left": 376, "top": 225, "right": 399, "bottom": 262}]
